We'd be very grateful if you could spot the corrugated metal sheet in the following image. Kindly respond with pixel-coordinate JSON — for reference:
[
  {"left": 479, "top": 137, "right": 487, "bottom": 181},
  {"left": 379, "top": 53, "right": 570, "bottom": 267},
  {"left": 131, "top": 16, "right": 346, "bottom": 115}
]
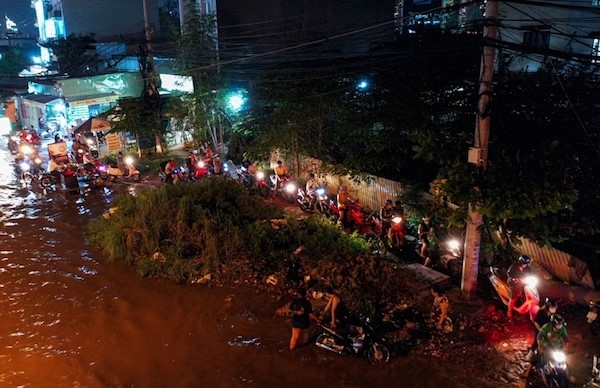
[{"left": 518, "top": 238, "right": 594, "bottom": 289}]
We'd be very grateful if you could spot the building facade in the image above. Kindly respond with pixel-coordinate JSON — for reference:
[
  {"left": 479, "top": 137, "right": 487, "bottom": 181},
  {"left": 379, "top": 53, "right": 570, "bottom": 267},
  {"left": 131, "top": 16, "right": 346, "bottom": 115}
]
[
  {"left": 33, "top": 0, "right": 160, "bottom": 62},
  {"left": 498, "top": 0, "right": 600, "bottom": 71}
]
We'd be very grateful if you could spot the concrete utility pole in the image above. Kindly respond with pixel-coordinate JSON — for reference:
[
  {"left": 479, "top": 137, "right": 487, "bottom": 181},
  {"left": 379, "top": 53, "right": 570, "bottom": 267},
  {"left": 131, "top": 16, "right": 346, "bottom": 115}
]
[{"left": 461, "top": 0, "right": 499, "bottom": 300}]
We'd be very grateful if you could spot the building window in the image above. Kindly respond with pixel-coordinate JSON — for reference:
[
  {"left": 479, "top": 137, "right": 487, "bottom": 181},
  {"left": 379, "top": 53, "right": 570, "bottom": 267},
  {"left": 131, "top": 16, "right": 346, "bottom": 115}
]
[
  {"left": 593, "top": 38, "right": 600, "bottom": 63},
  {"left": 593, "top": 0, "right": 600, "bottom": 6},
  {"left": 523, "top": 30, "right": 550, "bottom": 49}
]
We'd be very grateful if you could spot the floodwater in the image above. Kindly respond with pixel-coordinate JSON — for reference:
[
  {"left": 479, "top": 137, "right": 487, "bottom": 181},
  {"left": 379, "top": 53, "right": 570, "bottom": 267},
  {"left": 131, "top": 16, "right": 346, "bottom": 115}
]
[{"left": 0, "top": 142, "right": 503, "bottom": 387}]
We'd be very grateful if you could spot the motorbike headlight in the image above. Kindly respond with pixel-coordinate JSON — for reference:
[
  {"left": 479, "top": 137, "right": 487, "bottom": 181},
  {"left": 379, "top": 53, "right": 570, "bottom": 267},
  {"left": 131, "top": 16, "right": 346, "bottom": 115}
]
[
  {"left": 125, "top": 156, "right": 134, "bottom": 164},
  {"left": 552, "top": 350, "right": 566, "bottom": 363},
  {"left": 10, "top": 135, "right": 18, "bottom": 141},
  {"left": 20, "top": 162, "right": 31, "bottom": 171},
  {"left": 256, "top": 171, "right": 265, "bottom": 180},
  {"left": 21, "top": 145, "right": 33, "bottom": 155},
  {"left": 34, "top": 158, "right": 42, "bottom": 164},
  {"left": 524, "top": 276, "right": 538, "bottom": 288},
  {"left": 285, "top": 183, "right": 296, "bottom": 193},
  {"left": 316, "top": 188, "right": 325, "bottom": 196},
  {"left": 197, "top": 161, "right": 205, "bottom": 168},
  {"left": 86, "top": 139, "right": 94, "bottom": 145},
  {"left": 392, "top": 216, "right": 403, "bottom": 224},
  {"left": 447, "top": 239, "right": 461, "bottom": 251}
]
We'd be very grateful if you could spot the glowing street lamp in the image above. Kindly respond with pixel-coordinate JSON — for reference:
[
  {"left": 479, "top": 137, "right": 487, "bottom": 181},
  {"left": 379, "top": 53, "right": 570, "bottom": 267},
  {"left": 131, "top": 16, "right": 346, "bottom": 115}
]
[
  {"left": 227, "top": 92, "right": 246, "bottom": 112},
  {"left": 357, "top": 79, "right": 369, "bottom": 91}
]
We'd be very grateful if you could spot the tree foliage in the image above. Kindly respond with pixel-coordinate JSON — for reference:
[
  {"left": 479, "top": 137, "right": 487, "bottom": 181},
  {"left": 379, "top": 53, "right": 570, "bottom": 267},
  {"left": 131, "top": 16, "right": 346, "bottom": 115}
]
[
  {"left": 40, "top": 34, "right": 98, "bottom": 76},
  {"left": 0, "top": 48, "right": 28, "bottom": 76}
]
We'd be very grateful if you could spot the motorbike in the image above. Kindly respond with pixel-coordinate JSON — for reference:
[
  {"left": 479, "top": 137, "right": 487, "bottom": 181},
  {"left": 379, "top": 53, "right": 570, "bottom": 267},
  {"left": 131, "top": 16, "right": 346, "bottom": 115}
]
[
  {"left": 252, "top": 171, "right": 271, "bottom": 198},
  {"left": 298, "top": 186, "right": 329, "bottom": 213},
  {"left": 438, "top": 238, "right": 464, "bottom": 277},
  {"left": 586, "top": 354, "right": 600, "bottom": 387},
  {"left": 488, "top": 267, "right": 540, "bottom": 320},
  {"left": 539, "top": 348, "right": 569, "bottom": 388},
  {"left": 270, "top": 175, "right": 297, "bottom": 204},
  {"left": 104, "top": 156, "right": 141, "bottom": 182},
  {"left": 587, "top": 301, "right": 600, "bottom": 336},
  {"left": 388, "top": 216, "right": 408, "bottom": 249},
  {"left": 315, "top": 317, "right": 391, "bottom": 365}
]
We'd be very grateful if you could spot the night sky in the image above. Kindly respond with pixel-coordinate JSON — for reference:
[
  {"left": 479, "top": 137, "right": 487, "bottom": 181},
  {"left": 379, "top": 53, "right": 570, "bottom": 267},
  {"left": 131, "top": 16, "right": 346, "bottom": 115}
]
[{"left": 0, "top": 0, "right": 37, "bottom": 38}]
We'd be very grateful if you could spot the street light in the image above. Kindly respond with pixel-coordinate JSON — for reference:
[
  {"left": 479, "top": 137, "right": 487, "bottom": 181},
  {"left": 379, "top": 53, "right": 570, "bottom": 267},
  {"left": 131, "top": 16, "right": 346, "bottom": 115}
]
[{"left": 227, "top": 92, "right": 246, "bottom": 112}]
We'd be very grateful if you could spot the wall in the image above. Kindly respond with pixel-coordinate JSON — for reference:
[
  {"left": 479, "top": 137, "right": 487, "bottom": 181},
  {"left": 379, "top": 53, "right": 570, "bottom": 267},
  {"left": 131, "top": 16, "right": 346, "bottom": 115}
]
[{"left": 62, "top": 0, "right": 160, "bottom": 42}]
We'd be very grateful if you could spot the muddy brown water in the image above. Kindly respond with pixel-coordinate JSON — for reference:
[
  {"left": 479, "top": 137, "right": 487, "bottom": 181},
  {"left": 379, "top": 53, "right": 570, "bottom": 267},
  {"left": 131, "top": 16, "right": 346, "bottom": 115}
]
[{"left": 0, "top": 146, "right": 509, "bottom": 387}]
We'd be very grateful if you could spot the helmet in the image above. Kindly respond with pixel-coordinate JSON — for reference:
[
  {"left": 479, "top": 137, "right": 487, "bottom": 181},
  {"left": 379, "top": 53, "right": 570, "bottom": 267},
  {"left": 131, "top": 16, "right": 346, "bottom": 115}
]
[
  {"left": 550, "top": 314, "right": 565, "bottom": 328},
  {"left": 385, "top": 199, "right": 393, "bottom": 205},
  {"left": 518, "top": 255, "right": 531, "bottom": 265}
]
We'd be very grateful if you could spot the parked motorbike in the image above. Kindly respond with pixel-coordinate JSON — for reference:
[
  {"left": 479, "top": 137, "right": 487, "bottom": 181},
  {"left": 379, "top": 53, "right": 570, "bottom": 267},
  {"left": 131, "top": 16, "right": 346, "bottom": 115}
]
[
  {"left": 488, "top": 267, "right": 540, "bottom": 320},
  {"left": 105, "top": 156, "right": 141, "bottom": 182},
  {"left": 588, "top": 301, "right": 600, "bottom": 336},
  {"left": 315, "top": 317, "right": 391, "bottom": 365},
  {"left": 539, "top": 348, "right": 569, "bottom": 388}
]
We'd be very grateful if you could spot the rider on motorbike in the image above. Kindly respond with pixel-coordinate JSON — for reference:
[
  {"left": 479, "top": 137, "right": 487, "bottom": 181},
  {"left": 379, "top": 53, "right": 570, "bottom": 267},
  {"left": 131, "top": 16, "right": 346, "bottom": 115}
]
[
  {"left": 507, "top": 255, "right": 533, "bottom": 321},
  {"left": 537, "top": 314, "right": 569, "bottom": 363},
  {"left": 380, "top": 199, "right": 394, "bottom": 238},
  {"left": 305, "top": 173, "right": 319, "bottom": 210},
  {"left": 336, "top": 185, "right": 350, "bottom": 226}
]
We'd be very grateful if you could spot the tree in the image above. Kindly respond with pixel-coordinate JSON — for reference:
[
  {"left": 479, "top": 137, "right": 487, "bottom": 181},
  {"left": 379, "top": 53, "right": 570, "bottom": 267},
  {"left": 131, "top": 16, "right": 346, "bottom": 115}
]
[
  {"left": 0, "top": 48, "right": 28, "bottom": 76},
  {"left": 40, "top": 34, "right": 98, "bottom": 76},
  {"left": 414, "top": 64, "right": 600, "bottom": 246},
  {"left": 169, "top": 0, "right": 222, "bottom": 150}
]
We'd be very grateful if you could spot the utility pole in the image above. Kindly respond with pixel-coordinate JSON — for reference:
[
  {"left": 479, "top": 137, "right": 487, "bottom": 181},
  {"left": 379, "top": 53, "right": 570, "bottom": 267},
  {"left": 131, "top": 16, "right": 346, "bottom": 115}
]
[
  {"left": 142, "top": 0, "right": 163, "bottom": 154},
  {"left": 461, "top": 0, "right": 499, "bottom": 300}
]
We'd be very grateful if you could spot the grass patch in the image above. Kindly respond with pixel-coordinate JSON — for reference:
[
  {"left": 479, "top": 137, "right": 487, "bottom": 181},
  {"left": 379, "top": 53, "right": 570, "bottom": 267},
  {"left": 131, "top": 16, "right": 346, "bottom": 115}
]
[{"left": 87, "top": 178, "right": 411, "bottom": 315}]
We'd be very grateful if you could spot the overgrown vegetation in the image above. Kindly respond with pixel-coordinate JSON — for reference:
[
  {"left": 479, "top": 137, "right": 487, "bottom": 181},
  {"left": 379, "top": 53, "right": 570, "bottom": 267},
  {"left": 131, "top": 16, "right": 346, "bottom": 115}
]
[{"left": 87, "top": 179, "right": 412, "bottom": 315}]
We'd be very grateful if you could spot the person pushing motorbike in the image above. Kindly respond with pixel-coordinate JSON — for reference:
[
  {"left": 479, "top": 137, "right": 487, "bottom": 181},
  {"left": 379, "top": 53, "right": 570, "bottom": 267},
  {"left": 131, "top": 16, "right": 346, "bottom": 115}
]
[{"left": 507, "top": 255, "right": 533, "bottom": 321}]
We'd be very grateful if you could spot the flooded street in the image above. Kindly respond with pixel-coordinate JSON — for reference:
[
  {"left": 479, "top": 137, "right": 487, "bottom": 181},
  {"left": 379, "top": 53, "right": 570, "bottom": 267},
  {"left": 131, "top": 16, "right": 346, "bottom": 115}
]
[{"left": 0, "top": 143, "right": 583, "bottom": 387}]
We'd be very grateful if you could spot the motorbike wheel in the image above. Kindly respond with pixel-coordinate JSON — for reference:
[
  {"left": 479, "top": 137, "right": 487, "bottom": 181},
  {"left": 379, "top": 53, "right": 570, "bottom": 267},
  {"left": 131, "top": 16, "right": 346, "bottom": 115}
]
[
  {"left": 367, "top": 343, "right": 390, "bottom": 364},
  {"left": 21, "top": 172, "right": 33, "bottom": 186},
  {"left": 284, "top": 191, "right": 296, "bottom": 204},
  {"left": 132, "top": 174, "right": 141, "bottom": 182}
]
